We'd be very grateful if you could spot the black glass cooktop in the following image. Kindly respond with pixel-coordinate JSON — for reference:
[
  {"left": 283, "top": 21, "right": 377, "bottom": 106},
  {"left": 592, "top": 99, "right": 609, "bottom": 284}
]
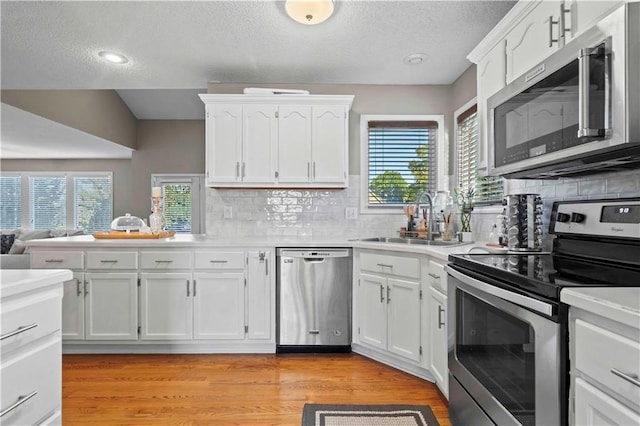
[{"left": 448, "top": 252, "right": 640, "bottom": 302}]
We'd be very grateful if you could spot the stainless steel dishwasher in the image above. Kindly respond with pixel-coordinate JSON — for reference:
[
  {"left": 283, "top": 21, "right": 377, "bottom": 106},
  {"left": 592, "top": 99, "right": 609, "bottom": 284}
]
[{"left": 276, "top": 248, "right": 352, "bottom": 352}]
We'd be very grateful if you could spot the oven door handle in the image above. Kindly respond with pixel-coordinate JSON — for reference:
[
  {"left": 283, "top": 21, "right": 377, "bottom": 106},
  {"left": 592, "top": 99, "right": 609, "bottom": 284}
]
[{"left": 446, "top": 266, "right": 554, "bottom": 316}]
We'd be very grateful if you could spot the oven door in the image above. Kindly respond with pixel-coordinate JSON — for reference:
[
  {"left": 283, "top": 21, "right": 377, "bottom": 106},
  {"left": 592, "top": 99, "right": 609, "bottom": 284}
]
[{"left": 446, "top": 266, "right": 564, "bottom": 426}]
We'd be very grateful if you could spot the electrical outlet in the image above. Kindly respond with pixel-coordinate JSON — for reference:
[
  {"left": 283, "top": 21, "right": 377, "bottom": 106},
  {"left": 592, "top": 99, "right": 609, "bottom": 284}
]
[
  {"left": 223, "top": 205, "right": 233, "bottom": 219},
  {"left": 345, "top": 207, "right": 358, "bottom": 220}
]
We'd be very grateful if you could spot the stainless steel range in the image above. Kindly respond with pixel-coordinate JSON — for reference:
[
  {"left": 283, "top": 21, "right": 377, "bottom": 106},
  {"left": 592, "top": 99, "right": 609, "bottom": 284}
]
[{"left": 446, "top": 198, "right": 640, "bottom": 426}]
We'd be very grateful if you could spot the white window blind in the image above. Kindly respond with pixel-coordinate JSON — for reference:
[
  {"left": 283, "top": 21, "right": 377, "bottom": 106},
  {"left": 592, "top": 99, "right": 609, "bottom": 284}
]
[
  {"left": 75, "top": 175, "right": 113, "bottom": 233},
  {"left": 29, "top": 176, "right": 67, "bottom": 229},
  {"left": 0, "top": 176, "right": 22, "bottom": 228},
  {"left": 456, "top": 107, "right": 503, "bottom": 204},
  {"left": 163, "top": 183, "right": 192, "bottom": 233},
  {"left": 367, "top": 121, "right": 438, "bottom": 206}
]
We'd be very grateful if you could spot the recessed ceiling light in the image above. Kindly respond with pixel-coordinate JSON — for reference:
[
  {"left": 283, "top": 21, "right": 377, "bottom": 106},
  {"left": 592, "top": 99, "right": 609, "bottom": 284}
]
[
  {"left": 98, "top": 51, "right": 129, "bottom": 64},
  {"left": 403, "top": 53, "right": 427, "bottom": 65}
]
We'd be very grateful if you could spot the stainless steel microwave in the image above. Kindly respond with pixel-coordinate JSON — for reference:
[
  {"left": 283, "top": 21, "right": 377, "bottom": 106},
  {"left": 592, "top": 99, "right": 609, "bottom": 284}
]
[{"left": 487, "top": 3, "right": 640, "bottom": 179}]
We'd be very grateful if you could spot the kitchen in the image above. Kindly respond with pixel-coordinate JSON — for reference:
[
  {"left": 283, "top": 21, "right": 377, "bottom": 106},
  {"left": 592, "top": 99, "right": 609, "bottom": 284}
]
[{"left": 1, "top": 1, "right": 639, "bottom": 425}]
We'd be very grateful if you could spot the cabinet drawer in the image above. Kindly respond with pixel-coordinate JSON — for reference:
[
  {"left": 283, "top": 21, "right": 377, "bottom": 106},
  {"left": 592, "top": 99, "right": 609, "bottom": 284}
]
[
  {"left": 86, "top": 251, "right": 138, "bottom": 269},
  {"left": 360, "top": 252, "right": 419, "bottom": 279},
  {"left": 194, "top": 251, "right": 245, "bottom": 270},
  {"left": 1, "top": 339, "right": 60, "bottom": 426},
  {"left": 428, "top": 260, "right": 446, "bottom": 293},
  {"left": 140, "top": 251, "right": 192, "bottom": 270},
  {"left": 575, "top": 319, "right": 640, "bottom": 404},
  {"left": 31, "top": 251, "right": 84, "bottom": 269},
  {"left": 1, "top": 292, "right": 61, "bottom": 354}
]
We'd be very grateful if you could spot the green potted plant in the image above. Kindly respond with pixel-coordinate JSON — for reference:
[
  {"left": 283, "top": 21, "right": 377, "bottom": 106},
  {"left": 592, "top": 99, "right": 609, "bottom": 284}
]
[{"left": 454, "top": 187, "right": 475, "bottom": 240}]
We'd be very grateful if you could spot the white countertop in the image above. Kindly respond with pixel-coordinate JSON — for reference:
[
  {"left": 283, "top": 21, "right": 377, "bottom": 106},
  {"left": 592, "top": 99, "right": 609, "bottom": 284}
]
[
  {"left": 561, "top": 287, "right": 640, "bottom": 330},
  {"left": 1, "top": 269, "right": 73, "bottom": 298},
  {"left": 24, "top": 234, "right": 474, "bottom": 261}
]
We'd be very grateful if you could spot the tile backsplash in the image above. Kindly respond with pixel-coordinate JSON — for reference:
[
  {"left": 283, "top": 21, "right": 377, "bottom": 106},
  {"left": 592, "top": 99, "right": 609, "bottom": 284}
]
[
  {"left": 205, "top": 175, "right": 404, "bottom": 239},
  {"left": 471, "top": 168, "right": 640, "bottom": 246}
]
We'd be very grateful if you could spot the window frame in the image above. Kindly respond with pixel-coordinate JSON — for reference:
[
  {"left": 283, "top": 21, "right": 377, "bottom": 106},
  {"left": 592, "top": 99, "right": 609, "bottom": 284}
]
[
  {"left": 454, "top": 98, "right": 504, "bottom": 207},
  {"left": 359, "top": 114, "right": 447, "bottom": 215},
  {"left": 151, "top": 174, "right": 205, "bottom": 234},
  {"left": 0, "top": 171, "right": 113, "bottom": 231}
]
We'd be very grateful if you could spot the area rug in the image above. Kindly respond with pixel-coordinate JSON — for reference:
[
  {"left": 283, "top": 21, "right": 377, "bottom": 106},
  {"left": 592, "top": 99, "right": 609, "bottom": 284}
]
[{"left": 301, "top": 404, "right": 440, "bottom": 426}]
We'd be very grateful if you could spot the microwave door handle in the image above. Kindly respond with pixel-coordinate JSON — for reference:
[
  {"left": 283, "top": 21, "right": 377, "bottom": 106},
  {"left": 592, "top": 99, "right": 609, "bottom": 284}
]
[{"left": 578, "top": 46, "right": 609, "bottom": 138}]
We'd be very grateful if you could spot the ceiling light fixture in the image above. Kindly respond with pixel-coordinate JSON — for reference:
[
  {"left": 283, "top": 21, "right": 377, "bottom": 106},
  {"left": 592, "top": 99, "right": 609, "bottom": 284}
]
[
  {"left": 285, "top": 0, "right": 335, "bottom": 25},
  {"left": 98, "top": 51, "right": 129, "bottom": 64},
  {"left": 403, "top": 53, "right": 427, "bottom": 65}
]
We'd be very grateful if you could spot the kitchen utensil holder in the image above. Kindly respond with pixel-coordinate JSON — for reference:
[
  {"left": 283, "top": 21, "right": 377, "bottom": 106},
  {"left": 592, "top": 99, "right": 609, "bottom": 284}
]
[{"left": 501, "top": 194, "right": 543, "bottom": 251}]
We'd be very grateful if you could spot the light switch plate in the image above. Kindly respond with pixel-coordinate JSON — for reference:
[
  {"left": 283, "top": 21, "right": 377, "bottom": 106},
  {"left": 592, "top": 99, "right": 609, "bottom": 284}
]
[
  {"left": 345, "top": 207, "right": 358, "bottom": 220},
  {"left": 224, "top": 205, "right": 233, "bottom": 219}
]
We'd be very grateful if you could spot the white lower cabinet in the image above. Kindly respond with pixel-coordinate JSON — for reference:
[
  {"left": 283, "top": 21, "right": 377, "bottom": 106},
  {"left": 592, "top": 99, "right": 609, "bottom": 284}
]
[
  {"left": 429, "top": 286, "right": 448, "bottom": 398},
  {"left": 62, "top": 272, "right": 85, "bottom": 340},
  {"left": 575, "top": 378, "right": 640, "bottom": 425},
  {"left": 85, "top": 272, "right": 138, "bottom": 340},
  {"left": 358, "top": 274, "right": 420, "bottom": 361},
  {"left": 140, "top": 273, "right": 193, "bottom": 340},
  {"left": 193, "top": 272, "right": 245, "bottom": 340}
]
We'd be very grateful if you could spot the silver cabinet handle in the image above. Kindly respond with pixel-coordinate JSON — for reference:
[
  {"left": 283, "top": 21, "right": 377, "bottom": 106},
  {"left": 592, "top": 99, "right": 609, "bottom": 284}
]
[
  {"left": 0, "top": 391, "right": 38, "bottom": 417},
  {"left": 209, "top": 260, "right": 228, "bottom": 263},
  {"left": 313, "top": 162, "right": 316, "bottom": 179},
  {"left": 100, "top": 260, "right": 118, "bottom": 263},
  {"left": 84, "top": 280, "right": 89, "bottom": 296},
  {"left": 380, "top": 284, "right": 385, "bottom": 303},
  {"left": 549, "top": 15, "right": 559, "bottom": 47},
  {"left": 193, "top": 280, "right": 197, "bottom": 297},
  {"left": 560, "top": 4, "right": 571, "bottom": 38},
  {"left": 611, "top": 368, "right": 640, "bottom": 388},
  {"left": 386, "top": 286, "right": 391, "bottom": 304},
  {"left": 155, "top": 260, "right": 173, "bottom": 263},
  {"left": 376, "top": 263, "right": 393, "bottom": 269},
  {"left": 236, "top": 162, "right": 240, "bottom": 178},
  {"left": 45, "top": 259, "right": 63, "bottom": 263},
  {"left": 428, "top": 272, "right": 441, "bottom": 280},
  {"left": 76, "top": 278, "right": 82, "bottom": 296},
  {"left": 1, "top": 323, "right": 37, "bottom": 341},
  {"left": 307, "top": 162, "right": 310, "bottom": 179},
  {"left": 438, "top": 305, "right": 445, "bottom": 328},
  {"left": 187, "top": 280, "right": 190, "bottom": 297},
  {"left": 241, "top": 162, "right": 245, "bottom": 178}
]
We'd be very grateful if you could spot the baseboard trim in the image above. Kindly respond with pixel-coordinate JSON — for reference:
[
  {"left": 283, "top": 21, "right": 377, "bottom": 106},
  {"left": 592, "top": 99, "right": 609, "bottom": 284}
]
[{"left": 62, "top": 342, "right": 276, "bottom": 354}]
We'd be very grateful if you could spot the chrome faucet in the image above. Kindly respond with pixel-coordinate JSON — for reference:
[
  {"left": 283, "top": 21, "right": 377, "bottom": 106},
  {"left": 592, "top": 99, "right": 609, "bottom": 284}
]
[{"left": 413, "top": 190, "right": 438, "bottom": 240}]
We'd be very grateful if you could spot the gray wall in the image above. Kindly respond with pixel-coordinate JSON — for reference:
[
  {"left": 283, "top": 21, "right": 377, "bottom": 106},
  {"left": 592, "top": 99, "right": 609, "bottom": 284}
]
[
  {"left": 452, "top": 64, "right": 477, "bottom": 111},
  {"left": 1, "top": 90, "right": 138, "bottom": 149}
]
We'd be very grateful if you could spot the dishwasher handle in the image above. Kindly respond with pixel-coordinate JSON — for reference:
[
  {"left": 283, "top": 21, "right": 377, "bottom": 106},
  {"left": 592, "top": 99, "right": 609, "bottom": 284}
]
[{"left": 277, "top": 249, "right": 351, "bottom": 259}]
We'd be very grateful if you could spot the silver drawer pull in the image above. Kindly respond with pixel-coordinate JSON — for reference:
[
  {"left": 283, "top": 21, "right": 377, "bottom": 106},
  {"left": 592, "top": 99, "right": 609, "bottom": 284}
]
[
  {"left": 611, "top": 368, "right": 640, "bottom": 388},
  {"left": 308, "top": 330, "right": 320, "bottom": 335},
  {"left": 0, "top": 391, "right": 38, "bottom": 417},
  {"left": 1, "top": 323, "right": 38, "bottom": 341},
  {"left": 376, "top": 263, "right": 393, "bottom": 268},
  {"left": 155, "top": 260, "right": 173, "bottom": 263},
  {"left": 438, "top": 306, "right": 445, "bottom": 328},
  {"left": 100, "top": 260, "right": 118, "bottom": 263},
  {"left": 209, "top": 260, "right": 228, "bottom": 263},
  {"left": 45, "top": 259, "right": 63, "bottom": 263},
  {"left": 428, "top": 273, "right": 441, "bottom": 280}
]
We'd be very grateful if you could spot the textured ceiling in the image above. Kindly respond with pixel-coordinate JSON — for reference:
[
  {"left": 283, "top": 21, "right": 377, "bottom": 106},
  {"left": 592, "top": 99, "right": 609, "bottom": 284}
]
[{"left": 0, "top": 0, "right": 515, "bottom": 157}]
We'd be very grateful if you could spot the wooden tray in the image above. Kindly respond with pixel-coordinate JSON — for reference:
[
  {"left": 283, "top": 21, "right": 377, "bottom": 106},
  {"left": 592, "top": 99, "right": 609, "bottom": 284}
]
[{"left": 92, "top": 230, "right": 176, "bottom": 239}]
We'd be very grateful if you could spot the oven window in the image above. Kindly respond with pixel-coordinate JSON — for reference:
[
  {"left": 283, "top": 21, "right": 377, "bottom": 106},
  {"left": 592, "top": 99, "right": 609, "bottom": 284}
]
[{"left": 456, "top": 289, "right": 536, "bottom": 425}]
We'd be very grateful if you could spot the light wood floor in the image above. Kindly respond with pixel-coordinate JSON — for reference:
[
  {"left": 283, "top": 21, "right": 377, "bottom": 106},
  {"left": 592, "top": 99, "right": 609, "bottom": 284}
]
[{"left": 63, "top": 353, "right": 451, "bottom": 425}]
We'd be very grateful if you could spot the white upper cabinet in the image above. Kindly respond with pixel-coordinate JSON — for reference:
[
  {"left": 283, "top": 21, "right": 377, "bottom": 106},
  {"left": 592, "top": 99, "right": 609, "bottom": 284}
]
[
  {"left": 200, "top": 94, "right": 354, "bottom": 188},
  {"left": 564, "top": 1, "right": 625, "bottom": 44}
]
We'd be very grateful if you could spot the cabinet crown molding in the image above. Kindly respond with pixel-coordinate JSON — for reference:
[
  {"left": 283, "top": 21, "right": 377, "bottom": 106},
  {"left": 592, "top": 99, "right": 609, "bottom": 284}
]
[{"left": 199, "top": 94, "right": 354, "bottom": 108}]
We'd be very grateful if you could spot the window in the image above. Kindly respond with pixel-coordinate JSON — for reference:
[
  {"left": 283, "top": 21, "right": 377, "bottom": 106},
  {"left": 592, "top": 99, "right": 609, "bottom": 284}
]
[
  {"left": 360, "top": 115, "right": 445, "bottom": 213},
  {"left": 152, "top": 174, "right": 205, "bottom": 234},
  {"left": 0, "top": 172, "right": 113, "bottom": 232},
  {"left": 455, "top": 102, "right": 503, "bottom": 205}
]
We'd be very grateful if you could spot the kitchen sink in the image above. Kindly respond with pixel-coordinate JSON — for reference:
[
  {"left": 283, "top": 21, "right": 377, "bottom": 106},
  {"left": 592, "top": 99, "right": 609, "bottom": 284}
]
[{"left": 359, "top": 237, "right": 468, "bottom": 247}]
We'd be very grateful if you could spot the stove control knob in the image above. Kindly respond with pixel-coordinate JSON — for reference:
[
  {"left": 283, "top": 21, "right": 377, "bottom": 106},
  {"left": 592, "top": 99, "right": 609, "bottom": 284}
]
[
  {"left": 556, "top": 212, "right": 570, "bottom": 222},
  {"left": 570, "top": 212, "right": 586, "bottom": 223}
]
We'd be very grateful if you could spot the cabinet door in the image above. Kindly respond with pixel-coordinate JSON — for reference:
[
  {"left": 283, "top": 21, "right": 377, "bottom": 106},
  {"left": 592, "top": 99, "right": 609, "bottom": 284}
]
[
  {"left": 387, "top": 278, "right": 421, "bottom": 362},
  {"left": 477, "top": 40, "right": 506, "bottom": 175},
  {"left": 358, "top": 273, "right": 387, "bottom": 351},
  {"left": 564, "top": 1, "right": 623, "bottom": 44},
  {"left": 277, "top": 105, "right": 312, "bottom": 183},
  {"left": 193, "top": 272, "right": 245, "bottom": 340},
  {"left": 505, "top": 1, "right": 562, "bottom": 84},
  {"left": 575, "top": 377, "right": 640, "bottom": 425},
  {"left": 243, "top": 105, "right": 277, "bottom": 184},
  {"left": 85, "top": 273, "right": 138, "bottom": 340},
  {"left": 206, "top": 104, "right": 242, "bottom": 184},
  {"left": 311, "top": 105, "right": 348, "bottom": 185},
  {"left": 246, "top": 250, "right": 272, "bottom": 340},
  {"left": 62, "top": 272, "right": 84, "bottom": 340},
  {"left": 429, "top": 287, "right": 448, "bottom": 398},
  {"left": 140, "top": 273, "right": 192, "bottom": 340}
]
